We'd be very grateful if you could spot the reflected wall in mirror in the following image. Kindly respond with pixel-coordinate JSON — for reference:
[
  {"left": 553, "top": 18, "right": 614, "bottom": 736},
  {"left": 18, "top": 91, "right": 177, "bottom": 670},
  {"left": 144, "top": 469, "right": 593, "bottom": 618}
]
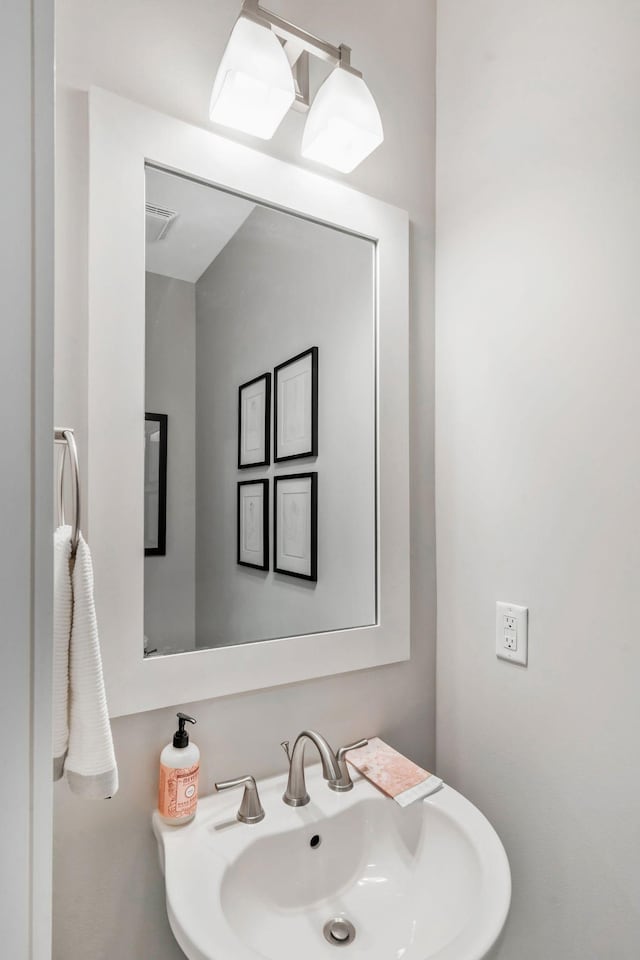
[{"left": 144, "top": 166, "right": 376, "bottom": 656}]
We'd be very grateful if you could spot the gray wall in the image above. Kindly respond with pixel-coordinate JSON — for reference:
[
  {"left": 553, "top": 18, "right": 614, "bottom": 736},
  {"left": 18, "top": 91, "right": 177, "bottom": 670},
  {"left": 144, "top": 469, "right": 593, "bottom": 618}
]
[
  {"left": 195, "top": 205, "right": 375, "bottom": 648},
  {"left": 144, "top": 272, "right": 197, "bottom": 654},
  {"left": 436, "top": 2, "right": 640, "bottom": 959},
  {"left": 53, "top": 1, "right": 437, "bottom": 958}
]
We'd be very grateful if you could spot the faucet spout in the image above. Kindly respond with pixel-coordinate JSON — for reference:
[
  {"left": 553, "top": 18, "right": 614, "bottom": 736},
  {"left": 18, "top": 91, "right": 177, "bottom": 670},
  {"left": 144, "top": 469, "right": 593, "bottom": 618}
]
[{"left": 282, "top": 729, "right": 341, "bottom": 807}]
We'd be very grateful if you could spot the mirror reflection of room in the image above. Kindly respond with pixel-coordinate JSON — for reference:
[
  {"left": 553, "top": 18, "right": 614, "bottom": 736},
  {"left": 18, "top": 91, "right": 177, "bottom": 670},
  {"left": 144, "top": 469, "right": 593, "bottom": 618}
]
[{"left": 144, "top": 167, "right": 376, "bottom": 656}]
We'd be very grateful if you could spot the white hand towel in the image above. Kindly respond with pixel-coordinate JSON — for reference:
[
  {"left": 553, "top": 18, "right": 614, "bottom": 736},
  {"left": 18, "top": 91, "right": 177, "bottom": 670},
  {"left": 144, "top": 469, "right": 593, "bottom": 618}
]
[
  {"left": 53, "top": 525, "right": 73, "bottom": 779},
  {"left": 65, "top": 532, "right": 118, "bottom": 798},
  {"left": 54, "top": 527, "right": 118, "bottom": 799}
]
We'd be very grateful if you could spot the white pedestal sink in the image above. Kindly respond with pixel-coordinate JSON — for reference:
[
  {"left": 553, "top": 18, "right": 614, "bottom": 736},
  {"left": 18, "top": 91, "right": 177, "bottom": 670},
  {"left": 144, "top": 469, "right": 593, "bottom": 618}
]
[{"left": 153, "top": 764, "right": 510, "bottom": 960}]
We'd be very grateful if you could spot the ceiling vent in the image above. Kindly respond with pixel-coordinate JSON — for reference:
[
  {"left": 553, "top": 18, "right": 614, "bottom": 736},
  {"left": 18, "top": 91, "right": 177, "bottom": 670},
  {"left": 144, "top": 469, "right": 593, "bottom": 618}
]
[{"left": 145, "top": 203, "right": 178, "bottom": 242}]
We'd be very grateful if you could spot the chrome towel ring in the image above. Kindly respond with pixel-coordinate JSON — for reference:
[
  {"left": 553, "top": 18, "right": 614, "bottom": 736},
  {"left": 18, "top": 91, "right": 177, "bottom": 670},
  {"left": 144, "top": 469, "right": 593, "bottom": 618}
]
[{"left": 55, "top": 428, "right": 81, "bottom": 557}]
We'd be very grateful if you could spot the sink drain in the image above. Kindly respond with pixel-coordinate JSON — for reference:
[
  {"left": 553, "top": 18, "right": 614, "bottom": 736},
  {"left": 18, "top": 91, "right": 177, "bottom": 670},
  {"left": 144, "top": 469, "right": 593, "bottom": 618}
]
[{"left": 323, "top": 917, "right": 356, "bottom": 946}]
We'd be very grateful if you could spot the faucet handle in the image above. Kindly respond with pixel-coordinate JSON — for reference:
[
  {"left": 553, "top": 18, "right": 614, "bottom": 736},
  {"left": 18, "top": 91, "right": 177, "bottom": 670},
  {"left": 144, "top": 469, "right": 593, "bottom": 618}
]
[
  {"left": 336, "top": 738, "right": 368, "bottom": 762},
  {"left": 280, "top": 740, "right": 291, "bottom": 763},
  {"left": 214, "top": 774, "right": 265, "bottom": 824},
  {"left": 329, "top": 738, "right": 369, "bottom": 793}
]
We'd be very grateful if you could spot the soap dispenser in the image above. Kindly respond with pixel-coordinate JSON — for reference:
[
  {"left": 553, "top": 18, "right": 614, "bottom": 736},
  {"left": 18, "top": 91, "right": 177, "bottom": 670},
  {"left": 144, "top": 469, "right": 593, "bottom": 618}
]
[{"left": 158, "top": 713, "right": 200, "bottom": 825}]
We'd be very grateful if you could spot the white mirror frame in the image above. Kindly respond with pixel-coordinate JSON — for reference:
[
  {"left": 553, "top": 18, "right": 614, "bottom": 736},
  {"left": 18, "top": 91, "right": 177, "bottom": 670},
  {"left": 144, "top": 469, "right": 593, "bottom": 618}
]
[{"left": 88, "top": 88, "right": 409, "bottom": 717}]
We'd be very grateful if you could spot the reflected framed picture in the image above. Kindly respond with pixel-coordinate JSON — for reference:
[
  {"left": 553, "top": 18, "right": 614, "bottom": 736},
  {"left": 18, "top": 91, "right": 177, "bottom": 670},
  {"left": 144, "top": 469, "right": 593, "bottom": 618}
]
[
  {"left": 144, "top": 413, "right": 168, "bottom": 557},
  {"left": 238, "top": 372, "right": 271, "bottom": 468},
  {"left": 273, "top": 472, "right": 317, "bottom": 581},
  {"left": 274, "top": 347, "right": 318, "bottom": 462},
  {"left": 237, "top": 479, "right": 269, "bottom": 571}
]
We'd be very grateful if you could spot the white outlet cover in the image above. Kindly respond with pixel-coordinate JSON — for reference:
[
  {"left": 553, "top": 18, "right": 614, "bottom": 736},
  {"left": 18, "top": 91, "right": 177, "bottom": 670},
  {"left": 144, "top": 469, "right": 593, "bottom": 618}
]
[{"left": 496, "top": 601, "right": 528, "bottom": 666}]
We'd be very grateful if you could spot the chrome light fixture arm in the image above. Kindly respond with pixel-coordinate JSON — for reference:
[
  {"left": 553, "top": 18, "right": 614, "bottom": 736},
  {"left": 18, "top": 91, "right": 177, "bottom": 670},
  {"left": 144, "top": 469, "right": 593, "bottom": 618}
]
[{"left": 241, "top": 0, "right": 361, "bottom": 81}]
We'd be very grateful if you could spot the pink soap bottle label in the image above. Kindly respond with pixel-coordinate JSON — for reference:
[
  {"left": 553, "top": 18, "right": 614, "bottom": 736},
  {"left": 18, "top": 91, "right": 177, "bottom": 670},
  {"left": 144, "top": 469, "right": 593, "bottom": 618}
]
[{"left": 158, "top": 761, "right": 199, "bottom": 819}]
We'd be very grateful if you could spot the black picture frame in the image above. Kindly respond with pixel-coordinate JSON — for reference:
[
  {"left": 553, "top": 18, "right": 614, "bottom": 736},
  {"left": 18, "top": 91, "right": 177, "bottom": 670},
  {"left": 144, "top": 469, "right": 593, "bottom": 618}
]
[
  {"left": 238, "top": 372, "right": 271, "bottom": 469},
  {"left": 274, "top": 346, "right": 318, "bottom": 463},
  {"left": 237, "top": 479, "right": 269, "bottom": 571},
  {"left": 144, "top": 413, "right": 168, "bottom": 557},
  {"left": 273, "top": 472, "right": 318, "bottom": 582}
]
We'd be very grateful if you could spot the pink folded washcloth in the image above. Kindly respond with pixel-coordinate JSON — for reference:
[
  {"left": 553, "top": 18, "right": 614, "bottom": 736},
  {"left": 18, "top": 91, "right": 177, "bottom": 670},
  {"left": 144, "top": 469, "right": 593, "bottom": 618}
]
[{"left": 347, "top": 737, "right": 443, "bottom": 807}]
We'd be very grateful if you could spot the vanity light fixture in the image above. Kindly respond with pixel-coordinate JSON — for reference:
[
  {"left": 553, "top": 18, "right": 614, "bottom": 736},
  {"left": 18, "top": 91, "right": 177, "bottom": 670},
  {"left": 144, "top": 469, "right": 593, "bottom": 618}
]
[
  {"left": 209, "top": 0, "right": 384, "bottom": 172},
  {"left": 209, "top": 12, "right": 296, "bottom": 139},
  {"left": 301, "top": 51, "right": 384, "bottom": 174}
]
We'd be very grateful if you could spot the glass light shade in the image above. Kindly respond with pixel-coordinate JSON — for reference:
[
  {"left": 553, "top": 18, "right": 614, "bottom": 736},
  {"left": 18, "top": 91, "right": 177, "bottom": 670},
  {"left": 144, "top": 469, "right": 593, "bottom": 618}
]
[
  {"left": 301, "top": 67, "right": 384, "bottom": 173},
  {"left": 209, "top": 16, "right": 295, "bottom": 140}
]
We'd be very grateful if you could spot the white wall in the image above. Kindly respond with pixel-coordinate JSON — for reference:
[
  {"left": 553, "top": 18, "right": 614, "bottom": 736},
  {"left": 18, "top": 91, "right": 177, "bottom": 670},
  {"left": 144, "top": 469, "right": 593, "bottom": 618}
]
[
  {"left": 436, "top": 2, "right": 640, "bottom": 958},
  {"left": 145, "top": 272, "right": 197, "bottom": 653},
  {"left": 195, "top": 205, "right": 375, "bottom": 647},
  {"left": 53, "top": 1, "right": 436, "bottom": 957}
]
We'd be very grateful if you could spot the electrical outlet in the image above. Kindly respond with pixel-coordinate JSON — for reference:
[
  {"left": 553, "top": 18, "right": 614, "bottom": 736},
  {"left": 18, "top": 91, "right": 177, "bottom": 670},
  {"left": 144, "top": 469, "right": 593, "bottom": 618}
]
[{"left": 496, "top": 602, "right": 528, "bottom": 666}]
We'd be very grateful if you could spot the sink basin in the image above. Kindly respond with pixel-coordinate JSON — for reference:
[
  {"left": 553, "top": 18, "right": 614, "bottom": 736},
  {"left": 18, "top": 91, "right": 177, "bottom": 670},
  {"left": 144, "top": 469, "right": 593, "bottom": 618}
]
[{"left": 153, "top": 763, "right": 510, "bottom": 960}]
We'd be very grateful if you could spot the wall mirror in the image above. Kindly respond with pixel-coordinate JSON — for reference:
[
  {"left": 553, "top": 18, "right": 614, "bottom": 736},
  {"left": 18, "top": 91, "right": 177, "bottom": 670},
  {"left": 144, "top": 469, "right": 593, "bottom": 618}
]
[
  {"left": 143, "top": 166, "right": 376, "bottom": 656},
  {"left": 89, "top": 88, "right": 409, "bottom": 716}
]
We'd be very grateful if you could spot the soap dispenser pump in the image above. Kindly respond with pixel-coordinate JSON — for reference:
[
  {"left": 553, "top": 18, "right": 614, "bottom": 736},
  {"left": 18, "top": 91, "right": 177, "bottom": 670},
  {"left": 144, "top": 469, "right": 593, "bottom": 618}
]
[{"left": 158, "top": 713, "right": 200, "bottom": 825}]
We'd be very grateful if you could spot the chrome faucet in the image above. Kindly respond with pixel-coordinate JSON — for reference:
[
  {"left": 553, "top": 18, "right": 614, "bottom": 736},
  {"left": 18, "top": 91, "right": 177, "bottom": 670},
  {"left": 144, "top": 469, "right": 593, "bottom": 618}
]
[{"left": 281, "top": 730, "right": 342, "bottom": 807}]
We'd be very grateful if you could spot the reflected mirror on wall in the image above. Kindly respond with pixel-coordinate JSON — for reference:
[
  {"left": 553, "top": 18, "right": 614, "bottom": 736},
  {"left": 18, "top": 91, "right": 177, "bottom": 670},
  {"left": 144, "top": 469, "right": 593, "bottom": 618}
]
[{"left": 143, "top": 165, "right": 376, "bottom": 656}]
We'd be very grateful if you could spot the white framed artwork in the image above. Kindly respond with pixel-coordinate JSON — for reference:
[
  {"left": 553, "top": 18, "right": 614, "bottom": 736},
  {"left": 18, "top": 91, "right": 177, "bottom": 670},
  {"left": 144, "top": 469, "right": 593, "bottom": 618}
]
[
  {"left": 274, "top": 472, "right": 318, "bottom": 581},
  {"left": 238, "top": 372, "right": 271, "bottom": 468},
  {"left": 237, "top": 480, "right": 269, "bottom": 571},
  {"left": 274, "top": 347, "right": 318, "bottom": 462}
]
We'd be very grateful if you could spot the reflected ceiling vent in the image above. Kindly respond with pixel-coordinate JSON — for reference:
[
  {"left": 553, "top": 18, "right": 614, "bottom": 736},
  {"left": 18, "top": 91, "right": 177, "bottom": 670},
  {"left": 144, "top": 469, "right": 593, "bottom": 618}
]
[{"left": 145, "top": 202, "right": 178, "bottom": 242}]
